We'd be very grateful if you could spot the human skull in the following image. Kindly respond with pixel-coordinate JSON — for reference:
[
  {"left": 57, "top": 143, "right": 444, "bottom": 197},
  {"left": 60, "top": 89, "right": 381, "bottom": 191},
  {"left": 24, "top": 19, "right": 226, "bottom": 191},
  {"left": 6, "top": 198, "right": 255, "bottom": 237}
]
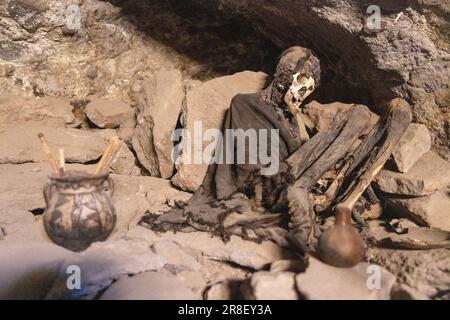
[{"left": 284, "top": 72, "right": 316, "bottom": 114}]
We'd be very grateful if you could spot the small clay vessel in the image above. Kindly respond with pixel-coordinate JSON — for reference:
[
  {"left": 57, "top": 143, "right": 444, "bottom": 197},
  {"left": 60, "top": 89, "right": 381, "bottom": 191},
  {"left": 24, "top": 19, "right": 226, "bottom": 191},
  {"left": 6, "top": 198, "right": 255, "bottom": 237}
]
[
  {"left": 43, "top": 171, "right": 116, "bottom": 252},
  {"left": 318, "top": 204, "right": 365, "bottom": 268}
]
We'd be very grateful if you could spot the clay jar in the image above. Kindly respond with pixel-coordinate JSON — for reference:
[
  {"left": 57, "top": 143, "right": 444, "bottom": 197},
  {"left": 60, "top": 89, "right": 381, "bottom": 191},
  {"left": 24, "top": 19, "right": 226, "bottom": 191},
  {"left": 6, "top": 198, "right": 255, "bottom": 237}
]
[
  {"left": 318, "top": 204, "right": 365, "bottom": 268},
  {"left": 43, "top": 171, "right": 116, "bottom": 251}
]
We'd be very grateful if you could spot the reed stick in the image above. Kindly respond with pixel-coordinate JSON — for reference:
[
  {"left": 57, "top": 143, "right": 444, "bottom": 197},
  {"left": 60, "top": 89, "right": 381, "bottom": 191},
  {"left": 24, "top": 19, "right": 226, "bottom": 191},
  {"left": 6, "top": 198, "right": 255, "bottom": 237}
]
[
  {"left": 94, "top": 136, "right": 121, "bottom": 175},
  {"left": 37, "top": 133, "right": 59, "bottom": 174},
  {"left": 59, "top": 148, "right": 65, "bottom": 176}
]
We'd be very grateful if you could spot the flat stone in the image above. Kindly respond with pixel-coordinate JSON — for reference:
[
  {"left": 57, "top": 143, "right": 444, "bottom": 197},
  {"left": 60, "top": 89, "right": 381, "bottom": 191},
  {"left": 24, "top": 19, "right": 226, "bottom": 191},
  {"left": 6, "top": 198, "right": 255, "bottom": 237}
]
[
  {"left": 151, "top": 240, "right": 202, "bottom": 272},
  {"left": 99, "top": 271, "right": 197, "bottom": 300},
  {"left": 367, "top": 247, "right": 450, "bottom": 298},
  {"left": 0, "top": 208, "right": 48, "bottom": 242},
  {"left": 125, "top": 226, "right": 293, "bottom": 270},
  {"left": 0, "top": 241, "right": 72, "bottom": 299},
  {"left": 85, "top": 99, "right": 134, "bottom": 129},
  {"left": 245, "top": 271, "right": 298, "bottom": 300},
  {"left": 295, "top": 256, "right": 396, "bottom": 300},
  {"left": 45, "top": 239, "right": 166, "bottom": 299},
  {"left": 375, "top": 152, "right": 450, "bottom": 196},
  {"left": 0, "top": 124, "right": 109, "bottom": 164},
  {"left": 0, "top": 95, "right": 74, "bottom": 126},
  {"left": 386, "top": 189, "right": 450, "bottom": 231},
  {"left": 171, "top": 71, "right": 267, "bottom": 192},
  {"left": 135, "top": 69, "right": 184, "bottom": 178},
  {"left": 0, "top": 237, "right": 168, "bottom": 300},
  {"left": 392, "top": 123, "right": 431, "bottom": 173},
  {"left": 0, "top": 163, "right": 93, "bottom": 211}
]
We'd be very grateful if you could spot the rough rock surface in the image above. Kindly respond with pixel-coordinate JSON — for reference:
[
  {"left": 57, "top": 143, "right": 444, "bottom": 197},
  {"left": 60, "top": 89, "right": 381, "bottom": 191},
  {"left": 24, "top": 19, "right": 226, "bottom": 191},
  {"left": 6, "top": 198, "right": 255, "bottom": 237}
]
[
  {"left": 295, "top": 256, "right": 396, "bottom": 300},
  {"left": 133, "top": 69, "right": 184, "bottom": 178},
  {"left": 171, "top": 71, "right": 267, "bottom": 191},
  {"left": 392, "top": 123, "right": 432, "bottom": 173},
  {"left": 151, "top": 240, "right": 202, "bottom": 272},
  {"left": 185, "top": 0, "right": 450, "bottom": 160},
  {"left": 109, "top": 175, "right": 191, "bottom": 238},
  {"left": 387, "top": 189, "right": 450, "bottom": 231},
  {"left": 375, "top": 152, "right": 450, "bottom": 196},
  {"left": 85, "top": 99, "right": 134, "bottom": 129},
  {"left": 99, "top": 271, "right": 197, "bottom": 300},
  {"left": 244, "top": 271, "right": 298, "bottom": 300},
  {"left": 0, "top": 95, "right": 74, "bottom": 126},
  {"left": 0, "top": 208, "right": 48, "bottom": 242},
  {"left": 0, "top": 124, "right": 109, "bottom": 164},
  {"left": 367, "top": 247, "right": 450, "bottom": 299},
  {"left": 0, "top": 163, "right": 92, "bottom": 211},
  {"left": 109, "top": 141, "right": 141, "bottom": 176},
  {"left": 0, "top": 242, "right": 72, "bottom": 299},
  {"left": 45, "top": 239, "right": 166, "bottom": 299},
  {"left": 125, "top": 226, "right": 293, "bottom": 270}
]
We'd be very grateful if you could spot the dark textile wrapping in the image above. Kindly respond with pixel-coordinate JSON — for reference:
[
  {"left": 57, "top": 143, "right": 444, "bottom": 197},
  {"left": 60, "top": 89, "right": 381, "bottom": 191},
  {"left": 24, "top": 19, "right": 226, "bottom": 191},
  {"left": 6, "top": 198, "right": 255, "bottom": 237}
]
[{"left": 141, "top": 92, "right": 303, "bottom": 246}]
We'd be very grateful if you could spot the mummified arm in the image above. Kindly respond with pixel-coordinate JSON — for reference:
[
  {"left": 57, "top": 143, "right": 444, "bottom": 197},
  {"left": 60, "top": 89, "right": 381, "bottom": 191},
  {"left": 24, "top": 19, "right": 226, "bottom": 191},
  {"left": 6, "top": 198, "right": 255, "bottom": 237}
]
[
  {"left": 285, "top": 104, "right": 373, "bottom": 252},
  {"left": 318, "top": 98, "right": 412, "bottom": 267}
]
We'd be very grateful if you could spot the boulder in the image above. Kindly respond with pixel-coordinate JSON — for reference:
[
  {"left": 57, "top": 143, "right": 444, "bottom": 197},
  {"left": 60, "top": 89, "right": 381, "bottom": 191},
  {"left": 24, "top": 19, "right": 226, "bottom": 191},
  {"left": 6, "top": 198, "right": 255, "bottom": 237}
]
[
  {"left": 132, "top": 70, "right": 184, "bottom": 177},
  {"left": 171, "top": 71, "right": 267, "bottom": 191},
  {"left": 0, "top": 124, "right": 109, "bottom": 164},
  {"left": 375, "top": 152, "right": 450, "bottom": 196},
  {"left": 295, "top": 256, "right": 396, "bottom": 300},
  {"left": 386, "top": 189, "right": 450, "bottom": 231},
  {"left": 109, "top": 141, "right": 141, "bottom": 176},
  {"left": 85, "top": 99, "right": 134, "bottom": 129},
  {"left": 367, "top": 247, "right": 450, "bottom": 298},
  {"left": 244, "top": 271, "right": 298, "bottom": 300},
  {"left": 100, "top": 271, "right": 197, "bottom": 300},
  {"left": 392, "top": 123, "right": 432, "bottom": 173}
]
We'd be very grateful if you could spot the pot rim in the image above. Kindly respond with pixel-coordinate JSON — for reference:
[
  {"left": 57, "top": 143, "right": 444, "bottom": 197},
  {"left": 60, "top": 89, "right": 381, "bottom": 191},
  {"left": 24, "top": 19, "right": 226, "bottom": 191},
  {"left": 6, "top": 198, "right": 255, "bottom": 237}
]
[{"left": 48, "top": 170, "right": 109, "bottom": 183}]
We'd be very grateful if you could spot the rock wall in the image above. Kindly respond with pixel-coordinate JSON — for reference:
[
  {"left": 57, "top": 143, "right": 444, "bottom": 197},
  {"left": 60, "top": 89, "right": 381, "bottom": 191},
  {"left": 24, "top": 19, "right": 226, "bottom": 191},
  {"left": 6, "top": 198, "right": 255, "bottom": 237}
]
[
  {"left": 168, "top": 0, "right": 449, "bottom": 159},
  {"left": 2, "top": 0, "right": 448, "bottom": 158}
]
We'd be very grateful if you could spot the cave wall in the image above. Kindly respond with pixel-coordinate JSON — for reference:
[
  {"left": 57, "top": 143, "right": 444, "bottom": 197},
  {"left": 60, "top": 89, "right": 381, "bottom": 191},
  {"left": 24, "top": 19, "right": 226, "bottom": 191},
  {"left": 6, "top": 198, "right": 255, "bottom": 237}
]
[
  {"left": 179, "top": 0, "right": 449, "bottom": 159},
  {"left": 0, "top": 0, "right": 448, "bottom": 158}
]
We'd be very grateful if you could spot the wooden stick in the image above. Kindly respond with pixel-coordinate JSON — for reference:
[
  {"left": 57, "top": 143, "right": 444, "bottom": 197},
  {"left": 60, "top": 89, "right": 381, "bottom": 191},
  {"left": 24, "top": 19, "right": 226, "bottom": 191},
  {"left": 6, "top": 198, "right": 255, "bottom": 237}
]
[
  {"left": 101, "top": 141, "right": 122, "bottom": 175},
  {"left": 37, "top": 133, "right": 59, "bottom": 174},
  {"left": 94, "top": 136, "right": 121, "bottom": 175},
  {"left": 59, "top": 148, "right": 65, "bottom": 176}
]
